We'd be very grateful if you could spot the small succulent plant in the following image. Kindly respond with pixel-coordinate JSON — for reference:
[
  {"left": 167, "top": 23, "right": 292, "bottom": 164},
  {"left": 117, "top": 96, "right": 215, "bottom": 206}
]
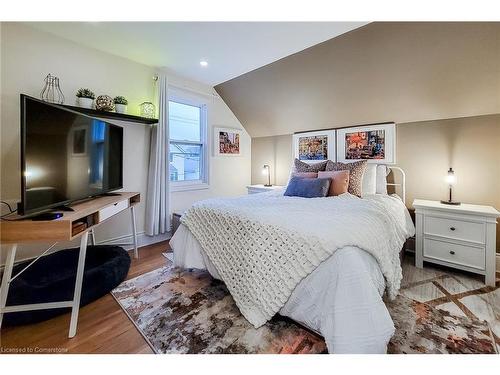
[
  {"left": 76, "top": 88, "right": 96, "bottom": 99},
  {"left": 113, "top": 96, "right": 128, "bottom": 105}
]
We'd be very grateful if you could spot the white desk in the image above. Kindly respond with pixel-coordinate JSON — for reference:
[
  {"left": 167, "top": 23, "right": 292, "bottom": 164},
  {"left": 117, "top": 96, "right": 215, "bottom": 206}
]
[{"left": 0, "top": 192, "right": 140, "bottom": 337}]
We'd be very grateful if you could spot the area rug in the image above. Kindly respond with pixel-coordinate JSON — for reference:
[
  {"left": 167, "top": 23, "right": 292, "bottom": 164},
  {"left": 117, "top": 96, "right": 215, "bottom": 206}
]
[
  {"left": 112, "top": 266, "right": 496, "bottom": 354},
  {"left": 386, "top": 296, "right": 495, "bottom": 354}
]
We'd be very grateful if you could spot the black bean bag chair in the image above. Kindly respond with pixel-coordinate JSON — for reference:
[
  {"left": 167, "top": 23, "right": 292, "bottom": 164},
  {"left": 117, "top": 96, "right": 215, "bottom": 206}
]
[{"left": 3, "top": 245, "right": 131, "bottom": 326}]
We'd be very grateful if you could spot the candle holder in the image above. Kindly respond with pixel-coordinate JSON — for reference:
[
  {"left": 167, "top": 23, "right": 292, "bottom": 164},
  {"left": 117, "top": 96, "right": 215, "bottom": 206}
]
[{"left": 140, "top": 101, "right": 156, "bottom": 119}]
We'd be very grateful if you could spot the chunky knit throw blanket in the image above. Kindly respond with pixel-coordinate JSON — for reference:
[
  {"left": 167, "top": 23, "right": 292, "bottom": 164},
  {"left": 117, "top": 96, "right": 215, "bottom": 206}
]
[{"left": 181, "top": 192, "right": 411, "bottom": 328}]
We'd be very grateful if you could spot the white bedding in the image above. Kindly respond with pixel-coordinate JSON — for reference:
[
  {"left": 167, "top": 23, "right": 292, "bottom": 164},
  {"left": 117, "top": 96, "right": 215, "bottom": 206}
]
[{"left": 170, "top": 190, "right": 415, "bottom": 353}]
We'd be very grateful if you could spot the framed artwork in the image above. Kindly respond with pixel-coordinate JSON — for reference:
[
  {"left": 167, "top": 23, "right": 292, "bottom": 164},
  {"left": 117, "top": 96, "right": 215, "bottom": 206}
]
[
  {"left": 292, "top": 130, "right": 336, "bottom": 163},
  {"left": 214, "top": 127, "right": 242, "bottom": 156},
  {"left": 336, "top": 122, "right": 396, "bottom": 164}
]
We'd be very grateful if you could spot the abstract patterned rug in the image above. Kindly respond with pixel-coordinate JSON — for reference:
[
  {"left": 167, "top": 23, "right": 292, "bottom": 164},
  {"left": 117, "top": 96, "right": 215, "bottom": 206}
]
[
  {"left": 112, "top": 265, "right": 496, "bottom": 354},
  {"left": 386, "top": 295, "right": 495, "bottom": 354}
]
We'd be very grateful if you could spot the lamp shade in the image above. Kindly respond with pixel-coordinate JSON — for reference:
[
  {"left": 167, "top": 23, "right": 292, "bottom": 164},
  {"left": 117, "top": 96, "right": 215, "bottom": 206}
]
[
  {"left": 445, "top": 168, "right": 457, "bottom": 186},
  {"left": 262, "top": 165, "right": 270, "bottom": 175},
  {"left": 441, "top": 167, "right": 460, "bottom": 205},
  {"left": 262, "top": 164, "right": 271, "bottom": 186}
]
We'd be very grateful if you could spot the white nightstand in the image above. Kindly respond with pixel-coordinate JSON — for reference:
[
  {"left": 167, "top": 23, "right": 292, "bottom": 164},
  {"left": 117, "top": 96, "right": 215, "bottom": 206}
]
[
  {"left": 246, "top": 184, "right": 285, "bottom": 194},
  {"left": 413, "top": 199, "right": 499, "bottom": 286}
]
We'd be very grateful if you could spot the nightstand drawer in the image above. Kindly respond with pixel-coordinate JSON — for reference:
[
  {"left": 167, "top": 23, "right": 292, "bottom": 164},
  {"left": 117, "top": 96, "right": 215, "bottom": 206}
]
[
  {"left": 423, "top": 238, "right": 485, "bottom": 270},
  {"left": 424, "top": 216, "right": 485, "bottom": 244}
]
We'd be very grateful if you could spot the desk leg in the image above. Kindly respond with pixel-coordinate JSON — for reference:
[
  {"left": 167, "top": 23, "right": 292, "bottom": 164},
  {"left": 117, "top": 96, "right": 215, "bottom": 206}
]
[
  {"left": 89, "top": 228, "right": 96, "bottom": 246},
  {"left": 68, "top": 233, "right": 88, "bottom": 338},
  {"left": 0, "top": 244, "right": 17, "bottom": 330},
  {"left": 131, "top": 206, "right": 138, "bottom": 259}
]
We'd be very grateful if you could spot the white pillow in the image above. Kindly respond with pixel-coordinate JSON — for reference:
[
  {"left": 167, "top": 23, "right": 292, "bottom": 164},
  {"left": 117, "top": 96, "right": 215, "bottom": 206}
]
[
  {"left": 361, "top": 164, "right": 377, "bottom": 195},
  {"left": 376, "top": 164, "right": 389, "bottom": 194}
]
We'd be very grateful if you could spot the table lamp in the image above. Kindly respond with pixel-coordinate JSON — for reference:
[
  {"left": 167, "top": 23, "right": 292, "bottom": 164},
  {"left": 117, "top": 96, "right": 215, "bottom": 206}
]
[
  {"left": 441, "top": 167, "right": 461, "bottom": 205},
  {"left": 262, "top": 165, "right": 272, "bottom": 187}
]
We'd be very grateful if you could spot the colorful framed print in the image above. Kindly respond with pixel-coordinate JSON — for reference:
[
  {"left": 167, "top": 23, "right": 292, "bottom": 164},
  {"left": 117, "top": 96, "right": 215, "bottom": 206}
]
[
  {"left": 336, "top": 122, "right": 396, "bottom": 164},
  {"left": 293, "top": 130, "right": 336, "bottom": 163},
  {"left": 214, "top": 127, "right": 242, "bottom": 156}
]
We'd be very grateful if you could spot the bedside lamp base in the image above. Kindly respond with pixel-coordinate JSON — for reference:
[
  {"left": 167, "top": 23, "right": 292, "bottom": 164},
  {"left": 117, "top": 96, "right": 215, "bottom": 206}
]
[
  {"left": 442, "top": 182, "right": 460, "bottom": 205},
  {"left": 440, "top": 200, "right": 461, "bottom": 206}
]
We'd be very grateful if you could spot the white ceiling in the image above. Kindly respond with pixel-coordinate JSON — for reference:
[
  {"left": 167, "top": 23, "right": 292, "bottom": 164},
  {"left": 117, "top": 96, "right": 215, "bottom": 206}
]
[{"left": 26, "top": 22, "right": 367, "bottom": 86}]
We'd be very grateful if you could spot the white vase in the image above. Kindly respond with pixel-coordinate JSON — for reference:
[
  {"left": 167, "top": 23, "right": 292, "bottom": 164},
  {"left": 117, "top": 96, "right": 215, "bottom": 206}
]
[
  {"left": 78, "top": 97, "right": 94, "bottom": 109},
  {"left": 115, "top": 104, "right": 127, "bottom": 114}
]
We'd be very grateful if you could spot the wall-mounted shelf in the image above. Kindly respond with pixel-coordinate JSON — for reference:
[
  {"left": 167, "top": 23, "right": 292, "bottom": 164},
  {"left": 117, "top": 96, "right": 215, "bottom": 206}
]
[{"left": 58, "top": 103, "right": 158, "bottom": 125}]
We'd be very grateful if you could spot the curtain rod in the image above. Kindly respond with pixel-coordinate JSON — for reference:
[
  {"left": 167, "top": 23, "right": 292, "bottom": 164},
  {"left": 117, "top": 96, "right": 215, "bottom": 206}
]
[{"left": 153, "top": 75, "right": 220, "bottom": 99}]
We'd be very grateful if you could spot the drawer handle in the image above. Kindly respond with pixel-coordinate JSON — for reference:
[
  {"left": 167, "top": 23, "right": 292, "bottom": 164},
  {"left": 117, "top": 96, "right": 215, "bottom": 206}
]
[
  {"left": 450, "top": 227, "right": 456, "bottom": 231},
  {"left": 449, "top": 250, "right": 455, "bottom": 255}
]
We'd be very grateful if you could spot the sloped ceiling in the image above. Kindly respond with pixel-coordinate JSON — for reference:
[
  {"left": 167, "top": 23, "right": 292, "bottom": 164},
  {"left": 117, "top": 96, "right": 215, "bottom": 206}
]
[
  {"left": 215, "top": 22, "right": 500, "bottom": 138},
  {"left": 26, "top": 22, "right": 367, "bottom": 86}
]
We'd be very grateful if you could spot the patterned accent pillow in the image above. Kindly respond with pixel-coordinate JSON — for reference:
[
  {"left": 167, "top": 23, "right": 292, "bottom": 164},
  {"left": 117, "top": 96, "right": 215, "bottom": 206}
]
[
  {"left": 294, "top": 158, "right": 328, "bottom": 173},
  {"left": 325, "top": 160, "right": 367, "bottom": 197}
]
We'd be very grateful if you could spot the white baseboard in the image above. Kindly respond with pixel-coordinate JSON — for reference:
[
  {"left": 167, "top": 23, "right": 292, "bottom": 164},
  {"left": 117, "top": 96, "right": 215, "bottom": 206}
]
[{"left": 95, "top": 231, "right": 171, "bottom": 252}]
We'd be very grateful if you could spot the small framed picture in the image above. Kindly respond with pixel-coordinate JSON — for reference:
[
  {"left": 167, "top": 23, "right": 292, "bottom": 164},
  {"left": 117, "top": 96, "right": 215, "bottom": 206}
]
[
  {"left": 336, "top": 122, "right": 396, "bottom": 164},
  {"left": 214, "top": 127, "right": 242, "bottom": 156},
  {"left": 293, "top": 130, "right": 336, "bottom": 163}
]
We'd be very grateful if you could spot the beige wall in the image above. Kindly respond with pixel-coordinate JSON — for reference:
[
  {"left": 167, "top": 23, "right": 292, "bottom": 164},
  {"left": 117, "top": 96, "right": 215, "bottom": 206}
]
[
  {"left": 251, "top": 134, "right": 292, "bottom": 186},
  {"left": 251, "top": 114, "right": 500, "bottom": 251},
  {"left": 0, "top": 23, "right": 250, "bottom": 265},
  {"left": 221, "top": 21, "right": 500, "bottom": 253},
  {"left": 217, "top": 22, "right": 500, "bottom": 138}
]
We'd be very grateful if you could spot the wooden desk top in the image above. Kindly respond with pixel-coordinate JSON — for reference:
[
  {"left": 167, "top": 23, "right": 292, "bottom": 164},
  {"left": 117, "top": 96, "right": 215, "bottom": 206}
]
[{"left": 0, "top": 192, "right": 140, "bottom": 244}]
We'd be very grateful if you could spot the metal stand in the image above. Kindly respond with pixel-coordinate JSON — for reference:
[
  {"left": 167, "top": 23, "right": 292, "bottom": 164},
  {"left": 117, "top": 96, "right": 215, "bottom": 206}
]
[
  {"left": 131, "top": 206, "right": 138, "bottom": 259},
  {"left": 89, "top": 228, "right": 96, "bottom": 246},
  {"left": 0, "top": 233, "right": 89, "bottom": 337},
  {"left": 69, "top": 233, "right": 88, "bottom": 337},
  {"left": 0, "top": 244, "right": 17, "bottom": 329}
]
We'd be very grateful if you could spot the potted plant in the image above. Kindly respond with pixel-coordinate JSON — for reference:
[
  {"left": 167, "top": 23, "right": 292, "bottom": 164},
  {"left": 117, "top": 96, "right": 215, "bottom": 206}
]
[
  {"left": 76, "top": 88, "right": 95, "bottom": 109},
  {"left": 113, "top": 96, "right": 128, "bottom": 114}
]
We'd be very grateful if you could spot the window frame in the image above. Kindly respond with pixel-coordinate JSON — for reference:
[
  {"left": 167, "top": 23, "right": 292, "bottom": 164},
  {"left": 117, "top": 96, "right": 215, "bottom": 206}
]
[{"left": 168, "top": 92, "right": 209, "bottom": 192}]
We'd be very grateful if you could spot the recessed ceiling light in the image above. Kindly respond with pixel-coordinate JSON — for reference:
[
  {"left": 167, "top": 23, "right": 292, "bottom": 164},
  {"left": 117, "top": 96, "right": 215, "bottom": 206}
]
[{"left": 200, "top": 60, "right": 208, "bottom": 67}]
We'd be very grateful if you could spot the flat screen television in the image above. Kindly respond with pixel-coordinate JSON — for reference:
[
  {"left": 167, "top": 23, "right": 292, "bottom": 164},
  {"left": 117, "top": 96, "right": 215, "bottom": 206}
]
[{"left": 20, "top": 94, "right": 123, "bottom": 215}]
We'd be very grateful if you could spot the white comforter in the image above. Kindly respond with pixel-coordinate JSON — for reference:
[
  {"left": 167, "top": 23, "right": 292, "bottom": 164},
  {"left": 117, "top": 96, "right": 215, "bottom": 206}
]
[{"left": 170, "top": 190, "right": 415, "bottom": 353}]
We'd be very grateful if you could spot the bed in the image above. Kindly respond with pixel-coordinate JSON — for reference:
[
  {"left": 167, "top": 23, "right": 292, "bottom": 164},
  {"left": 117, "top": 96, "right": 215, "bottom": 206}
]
[{"left": 170, "top": 166, "right": 415, "bottom": 353}]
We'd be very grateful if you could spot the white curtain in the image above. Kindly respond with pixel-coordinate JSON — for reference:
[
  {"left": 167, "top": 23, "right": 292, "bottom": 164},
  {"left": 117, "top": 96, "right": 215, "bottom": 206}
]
[{"left": 145, "top": 74, "right": 170, "bottom": 236}]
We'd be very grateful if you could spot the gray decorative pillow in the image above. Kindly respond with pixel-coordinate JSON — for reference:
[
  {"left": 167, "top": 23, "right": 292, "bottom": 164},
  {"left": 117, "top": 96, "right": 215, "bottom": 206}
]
[
  {"left": 325, "top": 160, "right": 367, "bottom": 197},
  {"left": 294, "top": 158, "right": 328, "bottom": 173}
]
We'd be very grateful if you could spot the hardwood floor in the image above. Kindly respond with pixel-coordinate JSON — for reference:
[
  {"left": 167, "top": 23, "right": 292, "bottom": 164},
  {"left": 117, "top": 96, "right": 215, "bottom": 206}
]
[
  {"left": 2, "top": 242, "right": 498, "bottom": 354},
  {"left": 0, "top": 241, "right": 171, "bottom": 354}
]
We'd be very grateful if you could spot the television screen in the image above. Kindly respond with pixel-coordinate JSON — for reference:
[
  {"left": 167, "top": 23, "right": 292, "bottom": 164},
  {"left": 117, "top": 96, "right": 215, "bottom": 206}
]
[{"left": 21, "top": 95, "right": 123, "bottom": 215}]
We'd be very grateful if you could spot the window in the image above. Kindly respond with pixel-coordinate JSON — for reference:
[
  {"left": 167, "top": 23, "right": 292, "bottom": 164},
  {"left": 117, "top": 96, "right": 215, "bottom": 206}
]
[{"left": 169, "top": 98, "right": 208, "bottom": 190}]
